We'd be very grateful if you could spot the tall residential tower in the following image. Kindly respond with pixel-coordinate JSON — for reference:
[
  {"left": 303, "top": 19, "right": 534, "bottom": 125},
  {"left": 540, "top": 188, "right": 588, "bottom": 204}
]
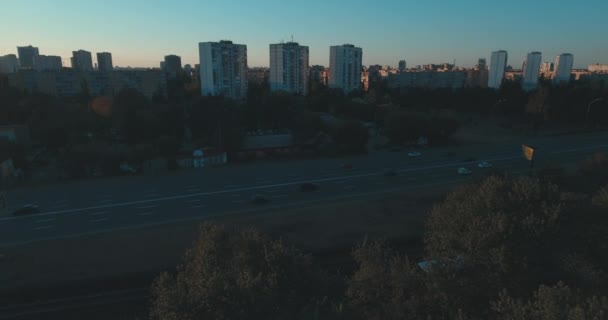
[
  {"left": 522, "top": 51, "right": 542, "bottom": 90},
  {"left": 488, "top": 50, "right": 508, "bottom": 89},
  {"left": 329, "top": 44, "right": 363, "bottom": 94},
  {"left": 71, "top": 50, "right": 93, "bottom": 71},
  {"left": 96, "top": 52, "right": 113, "bottom": 72},
  {"left": 17, "top": 45, "right": 40, "bottom": 68},
  {"left": 199, "top": 40, "right": 248, "bottom": 99},
  {"left": 553, "top": 53, "right": 574, "bottom": 84},
  {"left": 269, "top": 42, "right": 309, "bottom": 95}
]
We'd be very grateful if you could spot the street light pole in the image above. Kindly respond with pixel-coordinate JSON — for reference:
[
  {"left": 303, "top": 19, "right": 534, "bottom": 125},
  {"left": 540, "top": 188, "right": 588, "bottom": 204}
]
[{"left": 586, "top": 98, "right": 605, "bottom": 128}]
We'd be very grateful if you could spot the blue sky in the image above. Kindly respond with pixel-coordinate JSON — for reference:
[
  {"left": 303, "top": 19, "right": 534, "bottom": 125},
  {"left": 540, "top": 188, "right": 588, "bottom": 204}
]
[{"left": 2, "top": 0, "right": 607, "bottom": 68}]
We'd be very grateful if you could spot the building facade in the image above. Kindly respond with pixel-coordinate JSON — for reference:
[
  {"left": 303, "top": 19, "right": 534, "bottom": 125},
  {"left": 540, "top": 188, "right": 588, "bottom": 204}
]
[
  {"left": 488, "top": 50, "right": 508, "bottom": 89},
  {"left": 309, "top": 65, "right": 328, "bottom": 87},
  {"left": 17, "top": 45, "right": 39, "bottom": 69},
  {"left": 247, "top": 67, "right": 269, "bottom": 85},
  {"left": 398, "top": 60, "right": 407, "bottom": 71},
  {"left": 388, "top": 70, "right": 467, "bottom": 90},
  {"left": 329, "top": 44, "right": 362, "bottom": 94},
  {"left": 199, "top": 40, "right": 248, "bottom": 99},
  {"left": 554, "top": 53, "right": 574, "bottom": 84},
  {"left": 97, "top": 52, "right": 113, "bottom": 72},
  {"left": 588, "top": 64, "right": 608, "bottom": 73},
  {"left": 71, "top": 50, "right": 93, "bottom": 71},
  {"left": 476, "top": 58, "right": 487, "bottom": 71},
  {"left": 0, "top": 55, "right": 19, "bottom": 74},
  {"left": 269, "top": 42, "right": 309, "bottom": 95},
  {"left": 522, "top": 52, "right": 542, "bottom": 90},
  {"left": 33, "top": 55, "right": 62, "bottom": 71},
  {"left": 164, "top": 54, "right": 182, "bottom": 78}
]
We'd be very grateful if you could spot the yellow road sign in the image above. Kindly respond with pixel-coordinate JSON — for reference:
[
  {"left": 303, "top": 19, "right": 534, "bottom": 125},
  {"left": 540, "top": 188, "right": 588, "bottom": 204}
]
[{"left": 522, "top": 144, "right": 536, "bottom": 161}]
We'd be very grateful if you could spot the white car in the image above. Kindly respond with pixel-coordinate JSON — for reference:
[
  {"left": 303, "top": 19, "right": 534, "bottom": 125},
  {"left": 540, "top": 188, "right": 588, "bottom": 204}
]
[
  {"left": 457, "top": 167, "right": 472, "bottom": 175},
  {"left": 408, "top": 151, "right": 422, "bottom": 157},
  {"left": 477, "top": 161, "right": 493, "bottom": 168}
]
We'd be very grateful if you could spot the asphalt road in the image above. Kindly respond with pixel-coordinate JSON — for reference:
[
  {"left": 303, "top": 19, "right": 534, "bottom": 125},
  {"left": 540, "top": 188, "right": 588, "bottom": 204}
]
[{"left": 1, "top": 131, "right": 607, "bottom": 246}]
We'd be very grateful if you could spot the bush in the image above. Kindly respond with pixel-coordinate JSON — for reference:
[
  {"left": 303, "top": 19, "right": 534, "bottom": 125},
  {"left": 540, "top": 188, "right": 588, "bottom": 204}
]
[{"left": 331, "top": 120, "right": 369, "bottom": 154}]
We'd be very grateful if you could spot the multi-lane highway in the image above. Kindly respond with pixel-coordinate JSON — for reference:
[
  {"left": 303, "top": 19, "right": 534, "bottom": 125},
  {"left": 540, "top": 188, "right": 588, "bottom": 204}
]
[{"left": 1, "top": 131, "right": 607, "bottom": 246}]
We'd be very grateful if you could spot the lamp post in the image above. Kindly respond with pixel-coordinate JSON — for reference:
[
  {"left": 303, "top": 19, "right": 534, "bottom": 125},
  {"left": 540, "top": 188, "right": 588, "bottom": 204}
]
[{"left": 586, "top": 98, "right": 605, "bottom": 128}]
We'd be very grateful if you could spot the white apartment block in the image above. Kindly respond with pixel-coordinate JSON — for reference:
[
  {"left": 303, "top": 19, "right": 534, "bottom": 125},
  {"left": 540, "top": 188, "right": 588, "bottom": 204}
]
[
  {"left": 329, "top": 44, "right": 363, "bottom": 94},
  {"left": 488, "top": 50, "right": 508, "bottom": 89},
  {"left": 199, "top": 40, "right": 248, "bottom": 99},
  {"left": 269, "top": 42, "right": 309, "bottom": 95}
]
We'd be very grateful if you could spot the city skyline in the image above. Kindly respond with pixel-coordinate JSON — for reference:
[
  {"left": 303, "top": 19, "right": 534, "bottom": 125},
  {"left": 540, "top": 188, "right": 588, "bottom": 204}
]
[{"left": 1, "top": 0, "right": 607, "bottom": 69}]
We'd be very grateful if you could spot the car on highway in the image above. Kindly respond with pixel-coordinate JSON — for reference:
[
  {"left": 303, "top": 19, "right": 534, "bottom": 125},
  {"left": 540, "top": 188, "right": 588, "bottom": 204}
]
[
  {"left": 299, "top": 183, "right": 320, "bottom": 192},
  {"left": 250, "top": 194, "right": 271, "bottom": 205},
  {"left": 12, "top": 204, "right": 40, "bottom": 216},
  {"left": 408, "top": 151, "right": 422, "bottom": 157},
  {"left": 477, "top": 161, "right": 493, "bottom": 168},
  {"left": 457, "top": 167, "right": 472, "bottom": 175}
]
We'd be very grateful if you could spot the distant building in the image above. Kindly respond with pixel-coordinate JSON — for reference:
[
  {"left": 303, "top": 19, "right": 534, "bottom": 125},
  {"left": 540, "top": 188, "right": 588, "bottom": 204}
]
[
  {"left": 96, "top": 52, "right": 113, "bottom": 72},
  {"left": 199, "top": 40, "right": 248, "bottom": 99},
  {"left": 329, "top": 44, "right": 362, "bottom": 94},
  {"left": 388, "top": 70, "right": 466, "bottom": 90},
  {"left": 0, "top": 54, "right": 19, "bottom": 74},
  {"left": 247, "top": 67, "right": 269, "bottom": 85},
  {"left": 269, "top": 42, "right": 309, "bottom": 95},
  {"left": 71, "top": 50, "right": 93, "bottom": 71},
  {"left": 588, "top": 64, "right": 608, "bottom": 73},
  {"left": 488, "top": 50, "right": 508, "bottom": 89},
  {"left": 164, "top": 54, "right": 182, "bottom": 78},
  {"left": 398, "top": 60, "right": 407, "bottom": 71},
  {"left": 522, "top": 52, "right": 542, "bottom": 90},
  {"left": 160, "top": 61, "right": 166, "bottom": 71},
  {"left": 476, "top": 58, "right": 487, "bottom": 71},
  {"left": 541, "top": 62, "right": 554, "bottom": 73},
  {"left": 309, "top": 65, "right": 328, "bottom": 87},
  {"left": 33, "top": 55, "right": 62, "bottom": 71},
  {"left": 7, "top": 69, "right": 166, "bottom": 99},
  {"left": 553, "top": 53, "right": 574, "bottom": 84},
  {"left": 17, "top": 45, "right": 39, "bottom": 69},
  {"left": 466, "top": 69, "right": 488, "bottom": 88}
]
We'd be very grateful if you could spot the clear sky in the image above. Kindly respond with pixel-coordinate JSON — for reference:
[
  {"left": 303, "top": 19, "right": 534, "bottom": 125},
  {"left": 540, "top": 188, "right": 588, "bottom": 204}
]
[{"left": 1, "top": 0, "right": 607, "bottom": 69}]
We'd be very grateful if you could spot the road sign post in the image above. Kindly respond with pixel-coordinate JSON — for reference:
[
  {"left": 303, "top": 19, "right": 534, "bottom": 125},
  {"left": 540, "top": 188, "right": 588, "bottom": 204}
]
[{"left": 522, "top": 144, "right": 536, "bottom": 175}]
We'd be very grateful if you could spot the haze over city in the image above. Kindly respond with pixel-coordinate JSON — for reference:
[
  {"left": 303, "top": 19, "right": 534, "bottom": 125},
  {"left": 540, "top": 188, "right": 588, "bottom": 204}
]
[{"left": 2, "top": 0, "right": 607, "bottom": 68}]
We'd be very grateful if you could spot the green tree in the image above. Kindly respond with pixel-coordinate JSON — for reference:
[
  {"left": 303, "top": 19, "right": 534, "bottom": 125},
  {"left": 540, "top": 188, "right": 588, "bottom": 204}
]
[
  {"left": 150, "top": 223, "right": 330, "bottom": 320},
  {"left": 492, "top": 282, "right": 608, "bottom": 320},
  {"left": 425, "top": 175, "right": 563, "bottom": 299},
  {"left": 331, "top": 120, "right": 369, "bottom": 154}
]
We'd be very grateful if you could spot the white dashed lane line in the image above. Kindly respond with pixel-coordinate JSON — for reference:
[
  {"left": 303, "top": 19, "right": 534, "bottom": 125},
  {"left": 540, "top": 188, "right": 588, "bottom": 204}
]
[{"left": 33, "top": 226, "right": 54, "bottom": 230}]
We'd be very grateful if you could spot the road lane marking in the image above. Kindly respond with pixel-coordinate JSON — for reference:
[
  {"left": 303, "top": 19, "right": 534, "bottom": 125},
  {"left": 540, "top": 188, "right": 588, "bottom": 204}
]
[
  {"left": 90, "top": 218, "right": 108, "bottom": 223},
  {"left": 35, "top": 218, "right": 55, "bottom": 223},
  {"left": 90, "top": 211, "right": 108, "bottom": 216},
  {"left": 3, "top": 143, "right": 606, "bottom": 223},
  {"left": 33, "top": 226, "right": 54, "bottom": 230},
  {"left": 136, "top": 205, "right": 157, "bottom": 209}
]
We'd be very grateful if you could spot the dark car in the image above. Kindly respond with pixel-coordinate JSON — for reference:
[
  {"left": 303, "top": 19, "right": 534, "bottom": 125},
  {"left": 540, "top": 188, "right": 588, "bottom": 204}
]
[
  {"left": 12, "top": 205, "right": 40, "bottom": 216},
  {"left": 250, "top": 195, "right": 271, "bottom": 205},
  {"left": 299, "top": 183, "right": 320, "bottom": 192}
]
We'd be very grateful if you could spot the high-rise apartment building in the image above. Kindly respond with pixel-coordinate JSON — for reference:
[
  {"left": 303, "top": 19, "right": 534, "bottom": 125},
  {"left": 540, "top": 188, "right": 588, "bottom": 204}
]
[
  {"left": 476, "top": 58, "right": 487, "bottom": 71},
  {"left": 33, "top": 55, "right": 62, "bottom": 71},
  {"left": 553, "top": 53, "right": 574, "bottom": 84},
  {"left": 488, "top": 50, "right": 508, "bottom": 89},
  {"left": 522, "top": 51, "right": 542, "bottom": 90},
  {"left": 0, "top": 54, "right": 19, "bottom": 74},
  {"left": 71, "top": 50, "right": 93, "bottom": 71},
  {"left": 199, "top": 40, "right": 248, "bottom": 99},
  {"left": 329, "top": 44, "right": 362, "bottom": 94},
  {"left": 269, "top": 42, "right": 309, "bottom": 95},
  {"left": 164, "top": 54, "right": 182, "bottom": 78},
  {"left": 17, "top": 45, "right": 40, "bottom": 68},
  {"left": 97, "top": 52, "right": 113, "bottom": 72},
  {"left": 398, "top": 60, "right": 407, "bottom": 71}
]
